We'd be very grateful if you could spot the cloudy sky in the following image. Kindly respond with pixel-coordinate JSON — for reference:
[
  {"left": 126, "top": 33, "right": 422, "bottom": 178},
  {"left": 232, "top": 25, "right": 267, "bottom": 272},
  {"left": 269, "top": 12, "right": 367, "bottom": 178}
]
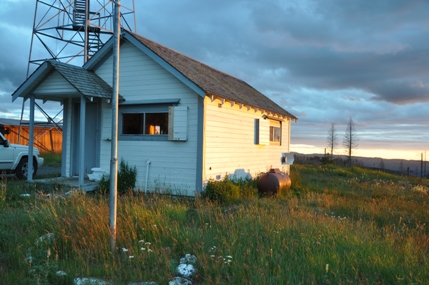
[{"left": 1, "top": 0, "right": 428, "bottom": 160}]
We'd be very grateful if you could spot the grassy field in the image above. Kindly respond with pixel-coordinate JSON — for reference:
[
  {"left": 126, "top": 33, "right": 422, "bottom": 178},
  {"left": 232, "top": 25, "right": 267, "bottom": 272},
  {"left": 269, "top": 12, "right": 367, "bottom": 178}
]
[{"left": 0, "top": 164, "right": 428, "bottom": 284}]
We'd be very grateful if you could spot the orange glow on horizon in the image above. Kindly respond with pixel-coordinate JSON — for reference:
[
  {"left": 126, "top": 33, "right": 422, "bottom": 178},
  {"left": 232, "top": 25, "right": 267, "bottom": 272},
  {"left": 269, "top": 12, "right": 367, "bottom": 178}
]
[{"left": 291, "top": 144, "right": 425, "bottom": 161}]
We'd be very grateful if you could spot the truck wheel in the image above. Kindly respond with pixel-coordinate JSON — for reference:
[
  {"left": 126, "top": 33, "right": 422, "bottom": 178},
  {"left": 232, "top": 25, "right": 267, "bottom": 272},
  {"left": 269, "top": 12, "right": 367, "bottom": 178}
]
[{"left": 16, "top": 157, "right": 38, "bottom": 180}]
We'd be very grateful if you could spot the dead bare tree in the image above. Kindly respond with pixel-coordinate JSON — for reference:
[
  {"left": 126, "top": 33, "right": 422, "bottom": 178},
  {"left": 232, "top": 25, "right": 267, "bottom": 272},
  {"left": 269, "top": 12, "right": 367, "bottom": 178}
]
[
  {"left": 343, "top": 117, "right": 358, "bottom": 167},
  {"left": 327, "top": 123, "right": 338, "bottom": 160}
]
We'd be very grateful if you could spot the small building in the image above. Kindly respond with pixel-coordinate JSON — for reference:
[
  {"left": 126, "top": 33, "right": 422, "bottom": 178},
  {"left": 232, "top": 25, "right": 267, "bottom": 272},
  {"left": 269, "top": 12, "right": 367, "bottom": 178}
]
[
  {"left": 0, "top": 118, "right": 62, "bottom": 153},
  {"left": 12, "top": 29, "right": 297, "bottom": 196}
]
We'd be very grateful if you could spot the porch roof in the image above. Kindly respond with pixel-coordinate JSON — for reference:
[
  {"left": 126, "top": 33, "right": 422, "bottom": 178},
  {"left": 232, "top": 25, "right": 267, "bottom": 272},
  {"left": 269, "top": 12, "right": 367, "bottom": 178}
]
[{"left": 12, "top": 60, "right": 121, "bottom": 103}]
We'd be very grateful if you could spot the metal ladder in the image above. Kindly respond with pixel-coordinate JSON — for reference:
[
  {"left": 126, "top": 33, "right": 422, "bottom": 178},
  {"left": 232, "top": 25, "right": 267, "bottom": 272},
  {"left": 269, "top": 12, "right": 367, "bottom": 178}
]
[
  {"left": 73, "top": 0, "right": 87, "bottom": 28},
  {"left": 73, "top": 0, "right": 101, "bottom": 58}
]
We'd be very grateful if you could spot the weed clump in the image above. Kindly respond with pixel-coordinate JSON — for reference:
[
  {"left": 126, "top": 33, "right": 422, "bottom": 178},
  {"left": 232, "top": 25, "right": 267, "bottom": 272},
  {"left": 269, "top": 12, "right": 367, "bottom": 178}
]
[
  {"left": 98, "top": 159, "right": 137, "bottom": 195},
  {"left": 202, "top": 177, "right": 258, "bottom": 203}
]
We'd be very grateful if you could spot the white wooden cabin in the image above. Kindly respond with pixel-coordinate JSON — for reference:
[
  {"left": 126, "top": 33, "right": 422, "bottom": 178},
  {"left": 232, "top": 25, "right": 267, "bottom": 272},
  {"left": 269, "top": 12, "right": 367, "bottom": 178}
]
[{"left": 12, "top": 29, "right": 297, "bottom": 196}]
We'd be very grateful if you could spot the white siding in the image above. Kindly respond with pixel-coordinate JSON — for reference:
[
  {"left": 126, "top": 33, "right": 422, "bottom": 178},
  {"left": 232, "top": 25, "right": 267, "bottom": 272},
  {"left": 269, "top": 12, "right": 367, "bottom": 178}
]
[
  {"left": 203, "top": 97, "right": 291, "bottom": 182},
  {"left": 33, "top": 71, "right": 77, "bottom": 94},
  {"left": 95, "top": 42, "right": 199, "bottom": 196},
  {"left": 63, "top": 98, "right": 73, "bottom": 177}
]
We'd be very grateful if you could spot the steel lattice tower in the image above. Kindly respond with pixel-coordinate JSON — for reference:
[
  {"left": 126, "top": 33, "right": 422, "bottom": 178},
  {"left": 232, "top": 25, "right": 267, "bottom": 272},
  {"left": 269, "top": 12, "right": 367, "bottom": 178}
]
[
  {"left": 19, "top": 0, "right": 136, "bottom": 141},
  {"left": 27, "top": 0, "right": 136, "bottom": 76}
]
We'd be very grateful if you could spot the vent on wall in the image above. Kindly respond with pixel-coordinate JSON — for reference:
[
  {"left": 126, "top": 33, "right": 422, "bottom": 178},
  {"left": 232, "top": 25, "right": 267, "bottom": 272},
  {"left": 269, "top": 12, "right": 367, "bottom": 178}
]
[{"left": 281, "top": 153, "right": 294, "bottom": 165}]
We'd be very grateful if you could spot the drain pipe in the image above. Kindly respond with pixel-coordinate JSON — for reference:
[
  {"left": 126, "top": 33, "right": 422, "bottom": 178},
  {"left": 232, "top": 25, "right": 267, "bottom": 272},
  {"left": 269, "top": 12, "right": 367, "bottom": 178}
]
[{"left": 145, "top": 160, "right": 151, "bottom": 194}]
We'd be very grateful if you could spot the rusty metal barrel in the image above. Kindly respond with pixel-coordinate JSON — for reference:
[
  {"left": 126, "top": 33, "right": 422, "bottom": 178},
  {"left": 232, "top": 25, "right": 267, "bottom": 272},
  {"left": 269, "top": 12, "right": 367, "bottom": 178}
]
[{"left": 257, "top": 168, "right": 291, "bottom": 195}]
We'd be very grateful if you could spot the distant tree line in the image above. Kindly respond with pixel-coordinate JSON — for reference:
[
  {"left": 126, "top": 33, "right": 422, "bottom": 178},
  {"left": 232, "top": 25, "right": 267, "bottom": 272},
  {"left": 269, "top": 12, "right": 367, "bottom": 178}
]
[{"left": 295, "top": 154, "right": 364, "bottom": 167}]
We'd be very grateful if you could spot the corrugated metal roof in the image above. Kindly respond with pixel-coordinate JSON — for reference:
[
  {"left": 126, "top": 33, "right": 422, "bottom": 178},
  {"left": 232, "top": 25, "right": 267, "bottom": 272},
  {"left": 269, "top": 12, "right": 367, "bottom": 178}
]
[
  {"left": 0, "top": 118, "right": 22, "bottom": 126},
  {"left": 128, "top": 31, "right": 297, "bottom": 120}
]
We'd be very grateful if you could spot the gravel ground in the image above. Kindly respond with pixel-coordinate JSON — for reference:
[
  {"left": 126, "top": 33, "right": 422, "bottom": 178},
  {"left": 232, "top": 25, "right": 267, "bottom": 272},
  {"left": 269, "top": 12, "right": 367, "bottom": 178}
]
[
  {"left": 0, "top": 165, "right": 61, "bottom": 180},
  {"left": 37, "top": 165, "right": 61, "bottom": 176}
]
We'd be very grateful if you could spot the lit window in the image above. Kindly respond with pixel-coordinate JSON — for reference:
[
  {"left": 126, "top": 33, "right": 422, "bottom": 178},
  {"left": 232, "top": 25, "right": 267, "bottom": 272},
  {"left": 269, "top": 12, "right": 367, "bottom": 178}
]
[
  {"left": 118, "top": 101, "right": 186, "bottom": 141},
  {"left": 145, "top": 113, "right": 168, "bottom": 135}
]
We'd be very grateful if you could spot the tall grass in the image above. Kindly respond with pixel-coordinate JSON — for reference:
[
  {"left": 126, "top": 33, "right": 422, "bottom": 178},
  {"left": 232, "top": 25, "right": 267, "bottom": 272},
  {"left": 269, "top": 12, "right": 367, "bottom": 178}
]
[{"left": 0, "top": 164, "right": 428, "bottom": 284}]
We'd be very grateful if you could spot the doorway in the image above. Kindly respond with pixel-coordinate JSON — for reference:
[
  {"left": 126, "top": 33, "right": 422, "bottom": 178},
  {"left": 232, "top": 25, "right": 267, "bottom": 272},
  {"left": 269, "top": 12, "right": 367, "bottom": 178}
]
[{"left": 71, "top": 100, "right": 101, "bottom": 176}]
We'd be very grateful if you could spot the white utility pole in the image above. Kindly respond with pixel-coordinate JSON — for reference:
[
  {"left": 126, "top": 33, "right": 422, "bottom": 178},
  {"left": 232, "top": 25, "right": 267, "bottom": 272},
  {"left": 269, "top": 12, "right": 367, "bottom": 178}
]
[{"left": 109, "top": 0, "right": 121, "bottom": 253}]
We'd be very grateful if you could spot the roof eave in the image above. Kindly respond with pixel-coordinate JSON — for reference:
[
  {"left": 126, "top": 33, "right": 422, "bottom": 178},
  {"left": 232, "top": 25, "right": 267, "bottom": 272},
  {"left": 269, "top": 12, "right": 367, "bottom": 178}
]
[
  {"left": 208, "top": 93, "right": 297, "bottom": 121},
  {"left": 11, "top": 61, "right": 52, "bottom": 102}
]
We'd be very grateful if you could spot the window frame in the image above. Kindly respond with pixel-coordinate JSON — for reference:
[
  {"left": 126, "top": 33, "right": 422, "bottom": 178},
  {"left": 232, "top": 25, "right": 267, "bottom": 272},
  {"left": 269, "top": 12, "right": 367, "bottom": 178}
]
[
  {"left": 269, "top": 119, "right": 281, "bottom": 146},
  {"left": 118, "top": 102, "right": 176, "bottom": 141}
]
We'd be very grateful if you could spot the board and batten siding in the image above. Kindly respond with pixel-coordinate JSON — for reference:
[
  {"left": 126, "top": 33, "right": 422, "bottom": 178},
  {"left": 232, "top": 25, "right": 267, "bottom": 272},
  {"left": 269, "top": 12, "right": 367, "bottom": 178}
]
[
  {"left": 94, "top": 41, "right": 200, "bottom": 196},
  {"left": 203, "top": 97, "right": 291, "bottom": 182}
]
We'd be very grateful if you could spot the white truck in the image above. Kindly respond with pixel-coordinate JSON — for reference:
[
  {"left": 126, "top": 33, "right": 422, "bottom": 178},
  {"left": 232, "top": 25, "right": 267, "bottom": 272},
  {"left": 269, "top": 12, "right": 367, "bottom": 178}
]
[{"left": 0, "top": 132, "right": 44, "bottom": 179}]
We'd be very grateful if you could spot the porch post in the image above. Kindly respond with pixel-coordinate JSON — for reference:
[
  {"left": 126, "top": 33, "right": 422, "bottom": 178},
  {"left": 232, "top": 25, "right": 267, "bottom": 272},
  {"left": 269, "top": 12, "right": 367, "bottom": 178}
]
[
  {"left": 27, "top": 95, "right": 35, "bottom": 181},
  {"left": 79, "top": 95, "right": 86, "bottom": 185},
  {"left": 61, "top": 98, "right": 70, "bottom": 177}
]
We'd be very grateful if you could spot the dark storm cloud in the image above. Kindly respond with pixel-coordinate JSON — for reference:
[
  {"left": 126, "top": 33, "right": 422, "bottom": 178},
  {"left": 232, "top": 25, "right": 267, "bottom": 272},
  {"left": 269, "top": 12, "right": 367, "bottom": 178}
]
[
  {"left": 242, "top": 0, "right": 429, "bottom": 105},
  {"left": 0, "top": 0, "right": 35, "bottom": 118},
  {"left": 137, "top": 0, "right": 429, "bottom": 105},
  {"left": 0, "top": 0, "right": 34, "bottom": 89}
]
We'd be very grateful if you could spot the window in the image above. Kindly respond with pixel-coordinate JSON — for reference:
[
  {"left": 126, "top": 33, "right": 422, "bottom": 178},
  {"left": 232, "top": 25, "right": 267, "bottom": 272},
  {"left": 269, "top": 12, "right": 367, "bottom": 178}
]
[
  {"left": 269, "top": 125, "right": 280, "bottom": 143},
  {"left": 122, "top": 112, "right": 168, "bottom": 136},
  {"left": 254, "top": 118, "right": 281, "bottom": 145},
  {"left": 269, "top": 120, "right": 281, "bottom": 145},
  {"left": 122, "top": 113, "right": 143, "bottom": 134},
  {"left": 119, "top": 102, "right": 170, "bottom": 141},
  {"left": 118, "top": 101, "right": 187, "bottom": 142}
]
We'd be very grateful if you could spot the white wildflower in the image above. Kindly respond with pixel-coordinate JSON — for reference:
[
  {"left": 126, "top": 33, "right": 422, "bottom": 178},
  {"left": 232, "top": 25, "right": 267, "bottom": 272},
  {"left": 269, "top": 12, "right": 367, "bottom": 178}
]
[
  {"left": 122, "top": 248, "right": 128, "bottom": 252},
  {"left": 36, "top": 233, "right": 55, "bottom": 245},
  {"left": 177, "top": 264, "right": 195, "bottom": 278},
  {"left": 74, "top": 277, "right": 108, "bottom": 285}
]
